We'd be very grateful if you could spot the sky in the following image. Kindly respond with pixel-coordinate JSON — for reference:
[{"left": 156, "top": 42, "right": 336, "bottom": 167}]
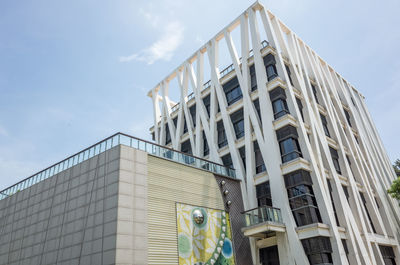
[{"left": 0, "top": 0, "right": 399, "bottom": 190}]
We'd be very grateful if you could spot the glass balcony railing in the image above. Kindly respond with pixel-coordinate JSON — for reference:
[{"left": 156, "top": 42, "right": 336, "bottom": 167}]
[
  {"left": 243, "top": 205, "right": 283, "bottom": 227},
  {"left": 0, "top": 132, "right": 236, "bottom": 200}
]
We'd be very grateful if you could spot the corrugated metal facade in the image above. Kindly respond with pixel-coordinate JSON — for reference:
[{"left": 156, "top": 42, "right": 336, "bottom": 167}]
[{"left": 147, "top": 156, "right": 225, "bottom": 265}]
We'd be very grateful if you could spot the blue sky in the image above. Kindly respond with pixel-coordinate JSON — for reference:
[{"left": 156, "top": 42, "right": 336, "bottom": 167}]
[{"left": 0, "top": 0, "right": 399, "bottom": 190}]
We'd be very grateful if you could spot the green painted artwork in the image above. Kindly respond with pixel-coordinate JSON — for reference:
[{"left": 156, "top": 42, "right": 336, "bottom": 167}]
[{"left": 176, "top": 203, "right": 235, "bottom": 265}]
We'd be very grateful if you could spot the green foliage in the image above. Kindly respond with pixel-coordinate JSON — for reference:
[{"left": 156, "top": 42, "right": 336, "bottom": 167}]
[
  {"left": 394, "top": 159, "right": 400, "bottom": 177},
  {"left": 388, "top": 177, "right": 400, "bottom": 200},
  {"left": 388, "top": 160, "right": 400, "bottom": 200}
]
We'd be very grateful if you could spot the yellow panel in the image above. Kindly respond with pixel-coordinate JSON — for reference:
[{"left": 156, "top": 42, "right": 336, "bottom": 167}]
[{"left": 147, "top": 155, "right": 225, "bottom": 265}]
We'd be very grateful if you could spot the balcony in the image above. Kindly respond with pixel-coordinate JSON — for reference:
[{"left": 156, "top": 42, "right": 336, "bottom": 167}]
[{"left": 241, "top": 206, "right": 286, "bottom": 238}]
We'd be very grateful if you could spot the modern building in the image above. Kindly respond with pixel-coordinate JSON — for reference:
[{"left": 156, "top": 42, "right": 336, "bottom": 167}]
[
  {"left": 148, "top": 1, "right": 400, "bottom": 265},
  {"left": 0, "top": 133, "right": 250, "bottom": 265}
]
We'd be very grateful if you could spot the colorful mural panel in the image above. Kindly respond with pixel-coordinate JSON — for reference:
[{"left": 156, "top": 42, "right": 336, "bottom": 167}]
[{"left": 176, "top": 203, "right": 235, "bottom": 265}]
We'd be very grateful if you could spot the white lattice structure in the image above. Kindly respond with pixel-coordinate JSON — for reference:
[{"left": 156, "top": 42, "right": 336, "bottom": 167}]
[{"left": 148, "top": 2, "right": 400, "bottom": 265}]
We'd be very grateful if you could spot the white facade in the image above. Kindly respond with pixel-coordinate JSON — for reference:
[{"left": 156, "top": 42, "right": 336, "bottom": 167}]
[{"left": 148, "top": 2, "right": 400, "bottom": 265}]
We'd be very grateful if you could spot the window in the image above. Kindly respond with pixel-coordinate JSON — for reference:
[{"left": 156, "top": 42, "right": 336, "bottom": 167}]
[
  {"left": 379, "top": 245, "right": 397, "bottom": 265},
  {"left": 203, "top": 131, "right": 209, "bottom": 156},
  {"left": 277, "top": 126, "right": 302, "bottom": 163},
  {"left": 327, "top": 180, "right": 340, "bottom": 226},
  {"left": 311, "top": 84, "right": 319, "bottom": 104},
  {"left": 189, "top": 104, "right": 196, "bottom": 127},
  {"left": 284, "top": 170, "right": 322, "bottom": 226},
  {"left": 183, "top": 119, "right": 188, "bottom": 134},
  {"left": 296, "top": 97, "right": 304, "bottom": 121},
  {"left": 250, "top": 64, "right": 258, "bottom": 91},
  {"left": 165, "top": 124, "right": 171, "bottom": 145},
  {"left": 231, "top": 109, "right": 244, "bottom": 139},
  {"left": 239, "top": 146, "right": 246, "bottom": 170},
  {"left": 301, "top": 237, "right": 333, "bottom": 265},
  {"left": 342, "top": 185, "right": 350, "bottom": 202},
  {"left": 285, "top": 64, "right": 294, "bottom": 86},
  {"left": 203, "top": 94, "right": 211, "bottom": 117},
  {"left": 264, "top": 54, "right": 278, "bottom": 81},
  {"left": 360, "top": 192, "right": 377, "bottom": 233},
  {"left": 253, "top": 98, "right": 262, "bottom": 123},
  {"left": 342, "top": 239, "right": 349, "bottom": 262},
  {"left": 272, "top": 99, "right": 289, "bottom": 119},
  {"left": 173, "top": 117, "right": 178, "bottom": 133},
  {"left": 221, "top": 153, "right": 233, "bottom": 169},
  {"left": 260, "top": 245, "right": 280, "bottom": 265},
  {"left": 181, "top": 140, "right": 192, "bottom": 155},
  {"left": 217, "top": 120, "right": 227, "bottom": 148},
  {"left": 254, "top": 141, "right": 266, "bottom": 173},
  {"left": 320, "top": 114, "right": 331, "bottom": 137},
  {"left": 256, "top": 181, "right": 272, "bottom": 207},
  {"left": 223, "top": 76, "right": 242, "bottom": 105},
  {"left": 329, "top": 147, "right": 342, "bottom": 175},
  {"left": 343, "top": 108, "right": 352, "bottom": 127},
  {"left": 151, "top": 131, "right": 155, "bottom": 141}
]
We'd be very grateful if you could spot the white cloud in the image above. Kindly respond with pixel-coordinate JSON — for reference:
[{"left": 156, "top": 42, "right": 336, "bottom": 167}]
[{"left": 120, "top": 20, "right": 184, "bottom": 64}]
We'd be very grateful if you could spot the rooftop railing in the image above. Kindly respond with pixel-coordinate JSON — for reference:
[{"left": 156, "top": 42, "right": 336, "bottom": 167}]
[
  {"left": 0, "top": 132, "right": 235, "bottom": 200},
  {"left": 243, "top": 205, "right": 283, "bottom": 227},
  {"left": 169, "top": 40, "right": 269, "bottom": 114}
]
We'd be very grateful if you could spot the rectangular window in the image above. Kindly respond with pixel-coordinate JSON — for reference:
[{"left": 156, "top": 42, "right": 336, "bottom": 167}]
[
  {"left": 360, "top": 192, "right": 377, "bottom": 233},
  {"left": 217, "top": 120, "right": 228, "bottom": 148},
  {"left": 221, "top": 153, "right": 233, "bottom": 169},
  {"left": 203, "top": 131, "right": 209, "bottom": 156},
  {"left": 189, "top": 104, "right": 196, "bottom": 127},
  {"left": 254, "top": 141, "right": 266, "bottom": 173},
  {"left": 223, "top": 76, "right": 242, "bottom": 105},
  {"left": 343, "top": 108, "right": 352, "bottom": 127},
  {"left": 203, "top": 94, "right": 211, "bottom": 117},
  {"left": 260, "top": 245, "right": 280, "bottom": 265},
  {"left": 296, "top": 97, "right": 304, "bottom": 121},
  {"left": 379, "top": 245, "right": 397, "bottom": 265},
  {"left": 327, "top": 180, "right": 340, "bottom": 226},
  {"left": 253, "top": 98, "right": 262, "bottom": 124},
  {"left": 151, "top": 131, "right": 155, "bottom": 141},
  {"left": 165, "top": 124, "right": 171, "bottom": 145},
  {"left": 342, "top": 239, "right": 349, "bottom": 262},
  {"left": 301, "top": 237, "right": 333, "bottom": 265},
  {"left": 285, "top": 64, "right": 294, "bottom": 86},
  {"left": 239, "top": 146, "right": 246, "bottom": 170},
  {"left": 329, "top": 147, "right": 342, "bottom": 175},
  {"left": 284, "top": 170, "right": 322, "bottom": 226},
  {"left": 264, "top": 54, "right": 278, "bottom": 81},
  {"left": 256, "top": 181, "right": 272, "bottom": 207},
  {"left": 181, "top": 140, "right": 192, "bottom": 155},
  {"left": 231, "top": 109, "right": 245, "bottom": 139},
  {"left": 320, "top": 114, "right": 330, "bottom": 137},
  {"left": 250, "top": 64, "right": 257, "bottom": 91},
  {"left": 342, "top": 185, "right": 350, "bottom": 202},
  {"left": 277, "top": 126, "right": 302, "bottom": 163},
  {"left": 311, "top": 84, "right": 319, "bottom": 104},
  {"left": 183, "top": 119, "right": 188, "bottom": 134}
]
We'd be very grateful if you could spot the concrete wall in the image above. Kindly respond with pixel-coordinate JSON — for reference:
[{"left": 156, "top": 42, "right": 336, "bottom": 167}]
[
  {"left": 0, "top": 145, "right": 121, "bottom": 265},
  {"left": 114, "top": 145, "right": 148, "bottom": 265}
]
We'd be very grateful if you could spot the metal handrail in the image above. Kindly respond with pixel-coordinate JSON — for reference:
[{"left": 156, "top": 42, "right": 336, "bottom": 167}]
[
  {"left": 0, "top": 132, "right": 236, "bottom": 200},
  {"left": 242, "top": 205, "right": 283, "bottom": 226}
]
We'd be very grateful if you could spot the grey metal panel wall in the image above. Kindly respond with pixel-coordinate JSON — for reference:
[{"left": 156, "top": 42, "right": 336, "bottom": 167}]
[
  {"left": 0, "top": 146, "right": 121, "bottom": 265},
  {"left": 214, "top": 175, "right": 252, "bottom": 265}
]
